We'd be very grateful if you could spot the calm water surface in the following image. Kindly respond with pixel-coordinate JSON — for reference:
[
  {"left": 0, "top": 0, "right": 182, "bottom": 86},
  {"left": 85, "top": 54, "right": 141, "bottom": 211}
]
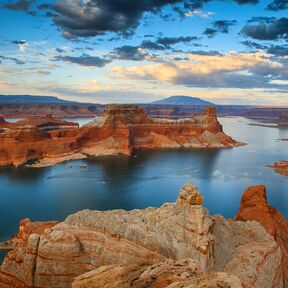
[{"left": 0, "top": 117, "right": 287, "bottom": 261}]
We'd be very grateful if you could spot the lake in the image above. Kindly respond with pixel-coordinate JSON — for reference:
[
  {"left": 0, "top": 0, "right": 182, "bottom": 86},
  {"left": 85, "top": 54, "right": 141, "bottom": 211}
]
[{"left": 0, "top": 117, "right": 287, "bottom": 263}]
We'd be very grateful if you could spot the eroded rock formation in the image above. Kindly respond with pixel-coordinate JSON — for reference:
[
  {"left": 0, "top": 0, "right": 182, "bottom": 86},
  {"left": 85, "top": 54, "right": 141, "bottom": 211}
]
[
  {"left": 0, "top": 105, "right": 244, "bottom": 167},
  {"left": 236, "top": 185, "right": 288, "bottom": 286},
  {"left": 0, "top": 184, "right": 285, "bottom": 288}
]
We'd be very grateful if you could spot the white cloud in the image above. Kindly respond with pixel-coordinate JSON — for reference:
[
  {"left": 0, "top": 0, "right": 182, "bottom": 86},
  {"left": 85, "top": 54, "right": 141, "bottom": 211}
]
[{"left": 184, "top": 9, "right": 215, "bottom": 18}]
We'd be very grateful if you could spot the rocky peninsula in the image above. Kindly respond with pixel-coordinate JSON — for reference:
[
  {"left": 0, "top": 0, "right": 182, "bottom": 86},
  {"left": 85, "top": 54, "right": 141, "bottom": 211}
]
[
  {"left": 0, "top": 105, "right": 244, "bottom": 167},
  {"left": 0, "top": 183, "right": 287, "bottom": 288}
]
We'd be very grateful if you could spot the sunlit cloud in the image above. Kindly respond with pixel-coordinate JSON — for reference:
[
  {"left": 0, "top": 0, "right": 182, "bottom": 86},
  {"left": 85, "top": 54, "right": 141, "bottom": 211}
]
[
  {"left": 113, "top": 52, "right": 284, "bottom": 89},
  {"left": 184, "top": 10, "right": 215, "bottom": 18}
]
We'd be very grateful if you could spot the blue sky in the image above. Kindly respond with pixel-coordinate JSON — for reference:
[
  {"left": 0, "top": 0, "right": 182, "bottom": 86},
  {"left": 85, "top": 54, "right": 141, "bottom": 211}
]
[{"left": 0, "top": 0, "right": 288, "bottom": 105}]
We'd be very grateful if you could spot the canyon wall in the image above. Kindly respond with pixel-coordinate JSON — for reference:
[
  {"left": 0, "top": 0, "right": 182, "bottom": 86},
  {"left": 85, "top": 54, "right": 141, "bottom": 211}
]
[
  {"left": 0, "top": 105, "right": 243, "bottom": 167},
  {"left": 0, "top": 184, "right": 286, "bottom": 288},
  {"left": 236, "top": 185, "right": 288, "bottom": 286},
  {"left": 0, "top": 104, "right": 102, "bottom": 118},
  {"left": 1, "top": 103, "right": 288, "bottom": 126}
]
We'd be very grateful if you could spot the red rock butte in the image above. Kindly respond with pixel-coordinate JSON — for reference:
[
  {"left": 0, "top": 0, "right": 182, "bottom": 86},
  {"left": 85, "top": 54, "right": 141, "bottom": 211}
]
[{"left": 0, "top": 105, "right": 244, "bottom": 167}]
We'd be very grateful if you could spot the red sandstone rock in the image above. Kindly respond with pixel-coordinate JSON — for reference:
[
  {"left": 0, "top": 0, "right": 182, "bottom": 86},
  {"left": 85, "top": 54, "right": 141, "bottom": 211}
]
[
  {"left": 15, "top": 115, "right": 79, "bottom": 131},
  {"left": 269, "top": 161, "right": 288, "bottom": 177},
  {"left": 0, "top": 104, "right": 102, "bottom": 118},
  {"left": 15, "top": 218, "right": 58, "bottom": 244},
  {"left": 0, "top": 184, "right": 283, "bottom": 288},
  {"left": 236, "top": 185, "right": 288, "bottom": 286},
  {"left": 0, "top": 105, "right": 243, "bottom": 167}
]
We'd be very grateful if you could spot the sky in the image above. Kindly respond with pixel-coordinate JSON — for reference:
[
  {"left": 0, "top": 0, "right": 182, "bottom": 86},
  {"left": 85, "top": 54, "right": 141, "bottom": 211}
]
[{"left": 0, "top": 0, "right": 288, "bottom": 105}]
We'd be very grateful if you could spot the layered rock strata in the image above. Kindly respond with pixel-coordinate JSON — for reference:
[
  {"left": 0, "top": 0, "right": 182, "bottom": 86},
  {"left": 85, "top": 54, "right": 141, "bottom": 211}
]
[
  {"left": 0, "top": 105, "right": 244, "bottom": 167},
  {"left": 236, "top": 185, "right": 288, "bottom": 286},
  {"left": 0, "top": 184, "right": 284, "bottom": 288}
]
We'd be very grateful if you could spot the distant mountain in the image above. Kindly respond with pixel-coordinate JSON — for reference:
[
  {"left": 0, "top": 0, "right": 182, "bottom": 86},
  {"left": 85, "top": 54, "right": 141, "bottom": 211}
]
[
  {"left": 152, "top": 96, "right": 214, "bottom": 106},
  {"left": 0, "top": 95, "right": 77, "bottom": 104}
]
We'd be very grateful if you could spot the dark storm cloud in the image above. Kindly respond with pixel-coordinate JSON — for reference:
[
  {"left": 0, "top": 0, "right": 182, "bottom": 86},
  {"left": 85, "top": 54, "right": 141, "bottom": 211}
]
[
  {"left": 203, "top": 20, "right": 237, "bottom": 38},
  {"left": 54, "top": 54, "right": 111, "bottom": 67},
  {"left": 2, "top": 0, "right": 35, "bottom": 11},
  {"left": 37, "top": 0, "right": 257, "bottom": 39},
  {"left": 0, "top": 55, "right": 25, "bottom": 65},
  {"left": 241, "top": 18, "right": 288, "bottom": 40},
  {"left": 267, "top": 0, "right": 288, "bottom": 11}
]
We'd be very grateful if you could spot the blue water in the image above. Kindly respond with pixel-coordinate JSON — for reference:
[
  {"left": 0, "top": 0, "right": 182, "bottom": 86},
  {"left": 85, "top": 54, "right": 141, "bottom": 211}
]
[{"left": 0, "top": 117, "right": 287, "bottom": 263}]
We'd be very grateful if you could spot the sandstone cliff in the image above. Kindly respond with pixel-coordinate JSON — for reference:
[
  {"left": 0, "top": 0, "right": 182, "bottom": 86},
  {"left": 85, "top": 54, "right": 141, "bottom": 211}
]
[
  {"left": 0, "top": 105, "right": 243, "bottom": 167},
  {"left": 0, "top": 104, "right": 102, "bottom": 118},
  {"left": 236, "top": 185, "right": 288, "bottom": 286},
  {"left": 0, "top": 184, "right": 285, "bottom": 288}
]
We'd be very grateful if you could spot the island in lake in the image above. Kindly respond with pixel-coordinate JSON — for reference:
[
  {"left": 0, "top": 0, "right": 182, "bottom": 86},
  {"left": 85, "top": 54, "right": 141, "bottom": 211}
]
[{"left": 0, "top": 105, "right": 243, "bottom": 168}]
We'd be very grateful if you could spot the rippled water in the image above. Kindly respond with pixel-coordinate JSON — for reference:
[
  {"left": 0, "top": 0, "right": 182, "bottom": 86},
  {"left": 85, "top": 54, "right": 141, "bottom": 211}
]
[{"left": 0, "top": 117, "right": 287, "bottom": 262}]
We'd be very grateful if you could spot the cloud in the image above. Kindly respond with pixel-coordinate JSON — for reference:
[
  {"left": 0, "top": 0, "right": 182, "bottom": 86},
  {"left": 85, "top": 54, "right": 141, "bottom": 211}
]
[
  {"left": 140, "top": 40, "right": 166, "bottom": 51},
  {"left": 267, "top": 45, "right": 288, "bottom": 56},
  {"left": 267, "top": 0, "right": 288, "bottom": 10},
  {"left": 38, "top": 0, "right": 258, "bottom": 39},
  {"left": 242, "top": 40, "right": 288, "bottom": 57},
  {"left": 156, "top": 36, "right": 199, "bottom": 48},
  {"left": 184, "top": 9, "right": 215, "bottom": 18},
  {"left": 2, "top": 0, "right": 35, "bottom": 11},
  {"left": 55, "top": 48, "right": 66, "bottom": 53},
  {"left": 203, "top": 20, "right": 237, "bottom": 38},
  {"left": 112, "top": 46, "right": 148, "bottom": 61},
  {"left": 189, "top": 50, "right": 223, "bottom": 56},
  {"left": 0, "top": 55, "right": 25, "bottom": 65},
  {"left": 54, "top": 54, "right": 111, "bottom": 67},
  {"left": 11, "top": 40, "right": 28, "bottom": 51},
  {"left": 247, "top": 17, "right": 276, "bottom": 23},
  {"left": 241, "top": 18, "right": 288, "bottom": 40},
  {"left": 113, "top": 52, "right": 287, "bottom": 89},
  {"left": 110, "top": 36, "right": 200, "bottom": 61}
]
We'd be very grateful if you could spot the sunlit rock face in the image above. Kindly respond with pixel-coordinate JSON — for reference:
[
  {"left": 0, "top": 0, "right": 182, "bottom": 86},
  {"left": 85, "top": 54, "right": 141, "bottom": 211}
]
[
  {"left": 0, "top": 105, "right": 243, "bottom": 168},
  {"left": 236, "top": 185, "right": 288, "bottom": 287},
  {"left": 0, "top": 184, "right": 284, "bottom": 288}
]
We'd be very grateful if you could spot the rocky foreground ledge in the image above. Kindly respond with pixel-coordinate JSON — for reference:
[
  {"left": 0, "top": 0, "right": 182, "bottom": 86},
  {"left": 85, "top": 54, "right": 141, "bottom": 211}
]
[
  {"left": 0, "top": 105, "right": 244, "bottom": 167},
  {"left": 0, "top": 184, "right": 287, "bottom": 288}
]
